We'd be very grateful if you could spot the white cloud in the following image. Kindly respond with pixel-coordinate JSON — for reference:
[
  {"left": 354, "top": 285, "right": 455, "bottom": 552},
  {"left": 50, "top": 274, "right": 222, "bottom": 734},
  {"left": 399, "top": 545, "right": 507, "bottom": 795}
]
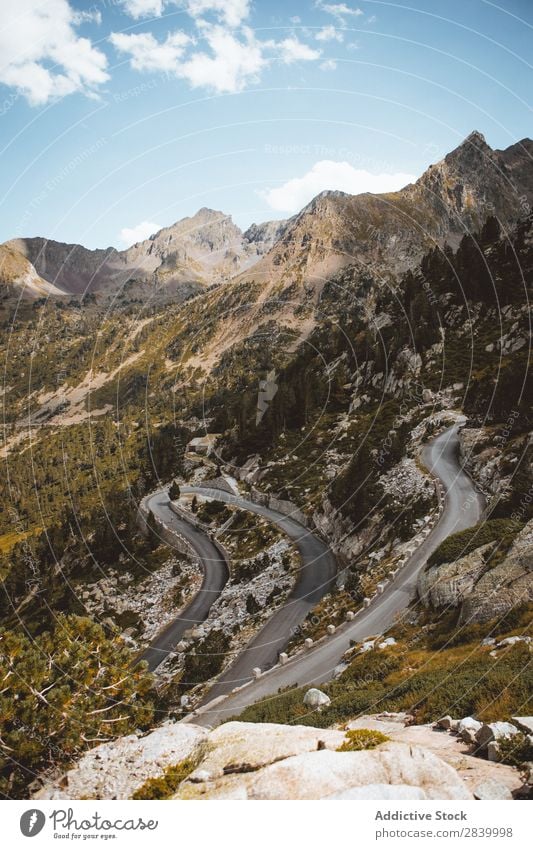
[
  {"left": 315, "top": 25, "right": 343, "bottom": 42},
  {"left": 185, "top": 0, "right": 251, "bottom": 27},
  {"left": 0, "top": 0, "right": 108, "bottom": 106},
  {"left": 320, "top": 59, "right": 337, "bottom": 71},
  {"left": 112, "top": 3, "right": 324, "bottom": 94},
  {"left": 279, "top": 37, "right": 321, "bottom": 64},
  {"left": 261, "top": 160, "right": 416, "bottom": 214},
  {"left": 121, "top": 0, "right": 250, "bottom": 26},
  {"left": 121, "top": 0, "right": 165, "bottom": 17},
  {"left": 111, "top": 31, "right": 191, "bottom": 72},
  {"left": 318, "top": 3, "right": 364, "bottom": 21},
  {"left": 177, "top": 25, "right": 265, "bottom": 91},
  {"left": 120, "top": 220, "right": 162, "bottom": 245},
  {"left": 73, "top": 9, "right": 103, "bottom": 25}
]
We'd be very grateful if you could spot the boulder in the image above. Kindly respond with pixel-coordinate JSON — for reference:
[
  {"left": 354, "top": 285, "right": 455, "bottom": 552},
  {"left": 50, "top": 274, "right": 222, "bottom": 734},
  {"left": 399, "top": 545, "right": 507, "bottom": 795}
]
[
  {"left": 34, "top": 722, "right": 207, "bottom": 800},
  {"left": 459, "top": 519, "right": 533, "bottom": 624},
  {"left": 178, "top": 741, "right": 472, "bottom": 800},
  {"left": 474, "top": 780, "right": 513, "bottom": 800},
  {"left": 436, "top": 716, "right": 457, "bottom": 731},
  {"left": 185, "top": 722, "right": 345, "bottom": 782},
  {"left": 457, "top": 716, "right": 482, "bottom": 744},
  {"left": 303, "top": 688, "right": 331, "bottom": 710},
  {"left": 476, "top": 722, "right": 519, "bottom": 749}
]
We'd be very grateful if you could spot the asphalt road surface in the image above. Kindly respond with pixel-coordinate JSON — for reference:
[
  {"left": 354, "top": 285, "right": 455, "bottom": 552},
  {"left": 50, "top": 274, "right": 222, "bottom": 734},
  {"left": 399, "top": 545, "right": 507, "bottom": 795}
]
[
  {"left": 137, "top": 492, "right": 229, "bottom": 672},
  {"left": 179, "top": 485, "right": 338, "bottom": 701},
  {"left": 191, "top": 423, "right": 485, "bottom": 727}
]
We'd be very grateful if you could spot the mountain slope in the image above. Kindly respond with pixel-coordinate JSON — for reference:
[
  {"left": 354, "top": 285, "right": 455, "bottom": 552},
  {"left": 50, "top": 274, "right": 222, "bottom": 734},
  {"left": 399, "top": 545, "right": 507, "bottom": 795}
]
[
  {"left": 0, "top": 243, "right": 66, "bottom": 300},
  {"left": 238, "top": 132, "right": 533, "bottom": 297},
  {"left": 6, "top": 208, "right": 287, "bottom": 302}
]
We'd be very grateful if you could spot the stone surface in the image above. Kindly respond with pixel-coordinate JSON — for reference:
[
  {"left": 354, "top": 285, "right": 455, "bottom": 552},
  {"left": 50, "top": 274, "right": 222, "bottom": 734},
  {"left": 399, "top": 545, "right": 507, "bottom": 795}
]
[
  {"left": 35, "top": 715, "right": 524, "bottom": 801},
  {"left": 476, "top": 722, "right": 519, "bottom": 749},
  {"left": 324, "top": 784, "right": 428, "bottom": 800},
  {"left": 473, "top": 780, "right": 513, "bottom": 800},
  {"left": 186, "top": 721, "right": 345, "bottom": 782},
  {"left": 418, "top": 545, "right": 492, "bottom": 609},
  {"left": 345, "top": 715, "right": 522, "bottom": 797},
  {"left": 178, "top": 741, "right": 472, "bottom": 800},
  {"left": 35, "top": 723, "right": 207, "bottom": 800},
  {"left": 418, "top": 518, "right": 533, "bottom": 624},
  {"left": 457, "top": 716, "right": 482, "bottom": 744}
]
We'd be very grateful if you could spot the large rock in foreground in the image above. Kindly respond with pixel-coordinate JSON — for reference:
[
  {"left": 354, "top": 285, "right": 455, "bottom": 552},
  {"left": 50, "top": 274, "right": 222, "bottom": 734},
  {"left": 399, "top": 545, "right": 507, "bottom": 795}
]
[
  {"left": 33, "top": 719, "right": 483, "bottom": 800},
  {"left": 177, "top": 732, "right": 472, "bottom": 800}
]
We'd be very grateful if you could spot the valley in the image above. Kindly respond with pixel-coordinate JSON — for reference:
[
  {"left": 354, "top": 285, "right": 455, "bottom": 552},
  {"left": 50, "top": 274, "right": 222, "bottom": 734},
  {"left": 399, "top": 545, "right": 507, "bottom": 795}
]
[{"left": 0, "top": 131, "right": 532, "bottom": 800}]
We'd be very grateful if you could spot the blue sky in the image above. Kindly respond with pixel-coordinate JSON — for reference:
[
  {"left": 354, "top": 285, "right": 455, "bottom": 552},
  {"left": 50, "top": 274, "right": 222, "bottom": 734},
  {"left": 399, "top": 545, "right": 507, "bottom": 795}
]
[{"left": 0, "top": 0, "right": 532, "bottom": 249}]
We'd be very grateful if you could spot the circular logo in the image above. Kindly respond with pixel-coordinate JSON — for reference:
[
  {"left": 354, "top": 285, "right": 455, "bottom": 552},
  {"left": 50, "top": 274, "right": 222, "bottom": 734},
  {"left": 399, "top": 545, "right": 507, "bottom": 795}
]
[{"left": 20, "top": 810, "right": 46, "bottom": 837}]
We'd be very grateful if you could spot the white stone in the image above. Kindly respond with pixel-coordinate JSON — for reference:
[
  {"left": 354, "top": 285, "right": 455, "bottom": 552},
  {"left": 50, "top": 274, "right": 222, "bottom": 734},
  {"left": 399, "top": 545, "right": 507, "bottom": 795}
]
[
  {"left": 476, "top": 722, "right": 519, "bottom": 749},
  {"left": 326, "top": 624, "right": 336, "bottom": 635},
  {"left": 304, "top": 638, "right": 313, "bottom": 649},
  {"left": 474, "top": 780, "right": 512, "bottom": 800},
  {"left": 279, "top": 652, "right": 289, "bottom": 665},
  {"left": 303, "top": 688, "right": 331, "bottom": 709}
]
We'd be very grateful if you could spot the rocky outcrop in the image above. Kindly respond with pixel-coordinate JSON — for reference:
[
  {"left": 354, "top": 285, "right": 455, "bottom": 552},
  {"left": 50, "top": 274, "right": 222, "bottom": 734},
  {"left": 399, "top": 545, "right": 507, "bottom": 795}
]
[
  {"left": 35, "top": 723, "right": 207, "bottom": 800},
  {"left": 460, "top": 520, "right": 533, "bottom": 623},
  {"left": 176, "top": 723, "right": 471, "bottom": 800},
  {"left": 0, "top": 242, "right": 66, "bottom": 299},
  {"left": 236, "top": 133, "right": 533, "bottom": 299},
  {"left": 418, "top": 544, "right": 492, "bottom": 609},
  {"left": 418, "top": 519, "right": 533, "bottom": 624},
  {"left": 34, "top": 720, "right": 475, "bottom": 801},
  {"left": 5, "top": 208, "right": 286, "bottom": 300}
]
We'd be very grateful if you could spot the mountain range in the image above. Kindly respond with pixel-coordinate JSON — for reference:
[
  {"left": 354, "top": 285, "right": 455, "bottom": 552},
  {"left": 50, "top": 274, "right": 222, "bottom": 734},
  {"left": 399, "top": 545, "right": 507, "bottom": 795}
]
[{"left": 1, "top": 131, "right": 532, "bottom": 304}]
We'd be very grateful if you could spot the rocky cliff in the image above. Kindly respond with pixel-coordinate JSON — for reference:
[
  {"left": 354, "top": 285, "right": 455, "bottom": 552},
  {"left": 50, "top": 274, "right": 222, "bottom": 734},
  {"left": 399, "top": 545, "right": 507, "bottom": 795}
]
[{"left": 5, "top": 208, "right": 287, "bottom": 301}]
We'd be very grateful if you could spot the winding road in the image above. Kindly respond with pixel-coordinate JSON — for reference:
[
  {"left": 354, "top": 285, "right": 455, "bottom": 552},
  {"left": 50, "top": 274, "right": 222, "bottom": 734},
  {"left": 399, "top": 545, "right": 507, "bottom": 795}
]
[
  {"left": 138, "top": 493, "right": 229, "bottom": 672},
  {"left": 139, "top": 423, "right": 484, "bottom": 725},
  {"left": 190, "top": 423, "right": 485, "bottom": 726},
  {"left": 179, "top": 486, "right": 337, "bottom": 701}
]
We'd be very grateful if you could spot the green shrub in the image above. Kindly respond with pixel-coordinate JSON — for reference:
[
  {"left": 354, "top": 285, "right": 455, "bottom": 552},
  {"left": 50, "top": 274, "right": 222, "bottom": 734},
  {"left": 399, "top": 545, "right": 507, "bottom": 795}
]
[
  {"left": 337, "top": 729, "right": 390, "bottom": 751},
  {"left": 498, "top": 733, "right": 533, "bottom": 768},
  {"left": 132, "top": 756, "right": 198, "bottom": 799},
  {"left": 428, "top": 519, "right": 522, "bottom": 569}
]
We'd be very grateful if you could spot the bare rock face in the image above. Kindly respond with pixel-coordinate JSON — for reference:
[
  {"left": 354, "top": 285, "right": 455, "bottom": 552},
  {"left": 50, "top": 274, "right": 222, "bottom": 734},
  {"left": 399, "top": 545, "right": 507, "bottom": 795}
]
[
  {"left": 34, "top": 717, "right": 525, "bottom": 801},
  {"left": 236, "top": 132, "right": 533, "bottom": 299},
  {"left": 418, "top": 519, "right": 533, "bottom": 624},
  {"left": 184, "top": 721, "right": 345, "bottom": 782},
  {"left": 34, "top": 723, "right": 207, "bottom": 800},
  {"left": 177, "top": 733, "right": 472, "bottom": 800},
  {"left": 460, "top": 519, "right": 533, "bottom": 624},
  {"left": 0, "top": 243, "right": 66, "bottom": 299},
  {"left": 418, "top": 544, "right": 492, "bottom": 609},
  {"left": 6, "top": 208, "right": 286, "bottom": 301}
]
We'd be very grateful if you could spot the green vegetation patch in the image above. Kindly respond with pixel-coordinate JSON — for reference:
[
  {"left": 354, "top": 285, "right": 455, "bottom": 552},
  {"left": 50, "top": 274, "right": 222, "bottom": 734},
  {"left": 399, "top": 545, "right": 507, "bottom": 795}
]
[
  {"left": 427, "top": 519, "right": 523, "bottom": 569},
  {"left": 132, "top": 756, "right": 200, "bottom": 799},
  {"left": 337, "top": 729, "right": 390, "bottom": 751}
]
